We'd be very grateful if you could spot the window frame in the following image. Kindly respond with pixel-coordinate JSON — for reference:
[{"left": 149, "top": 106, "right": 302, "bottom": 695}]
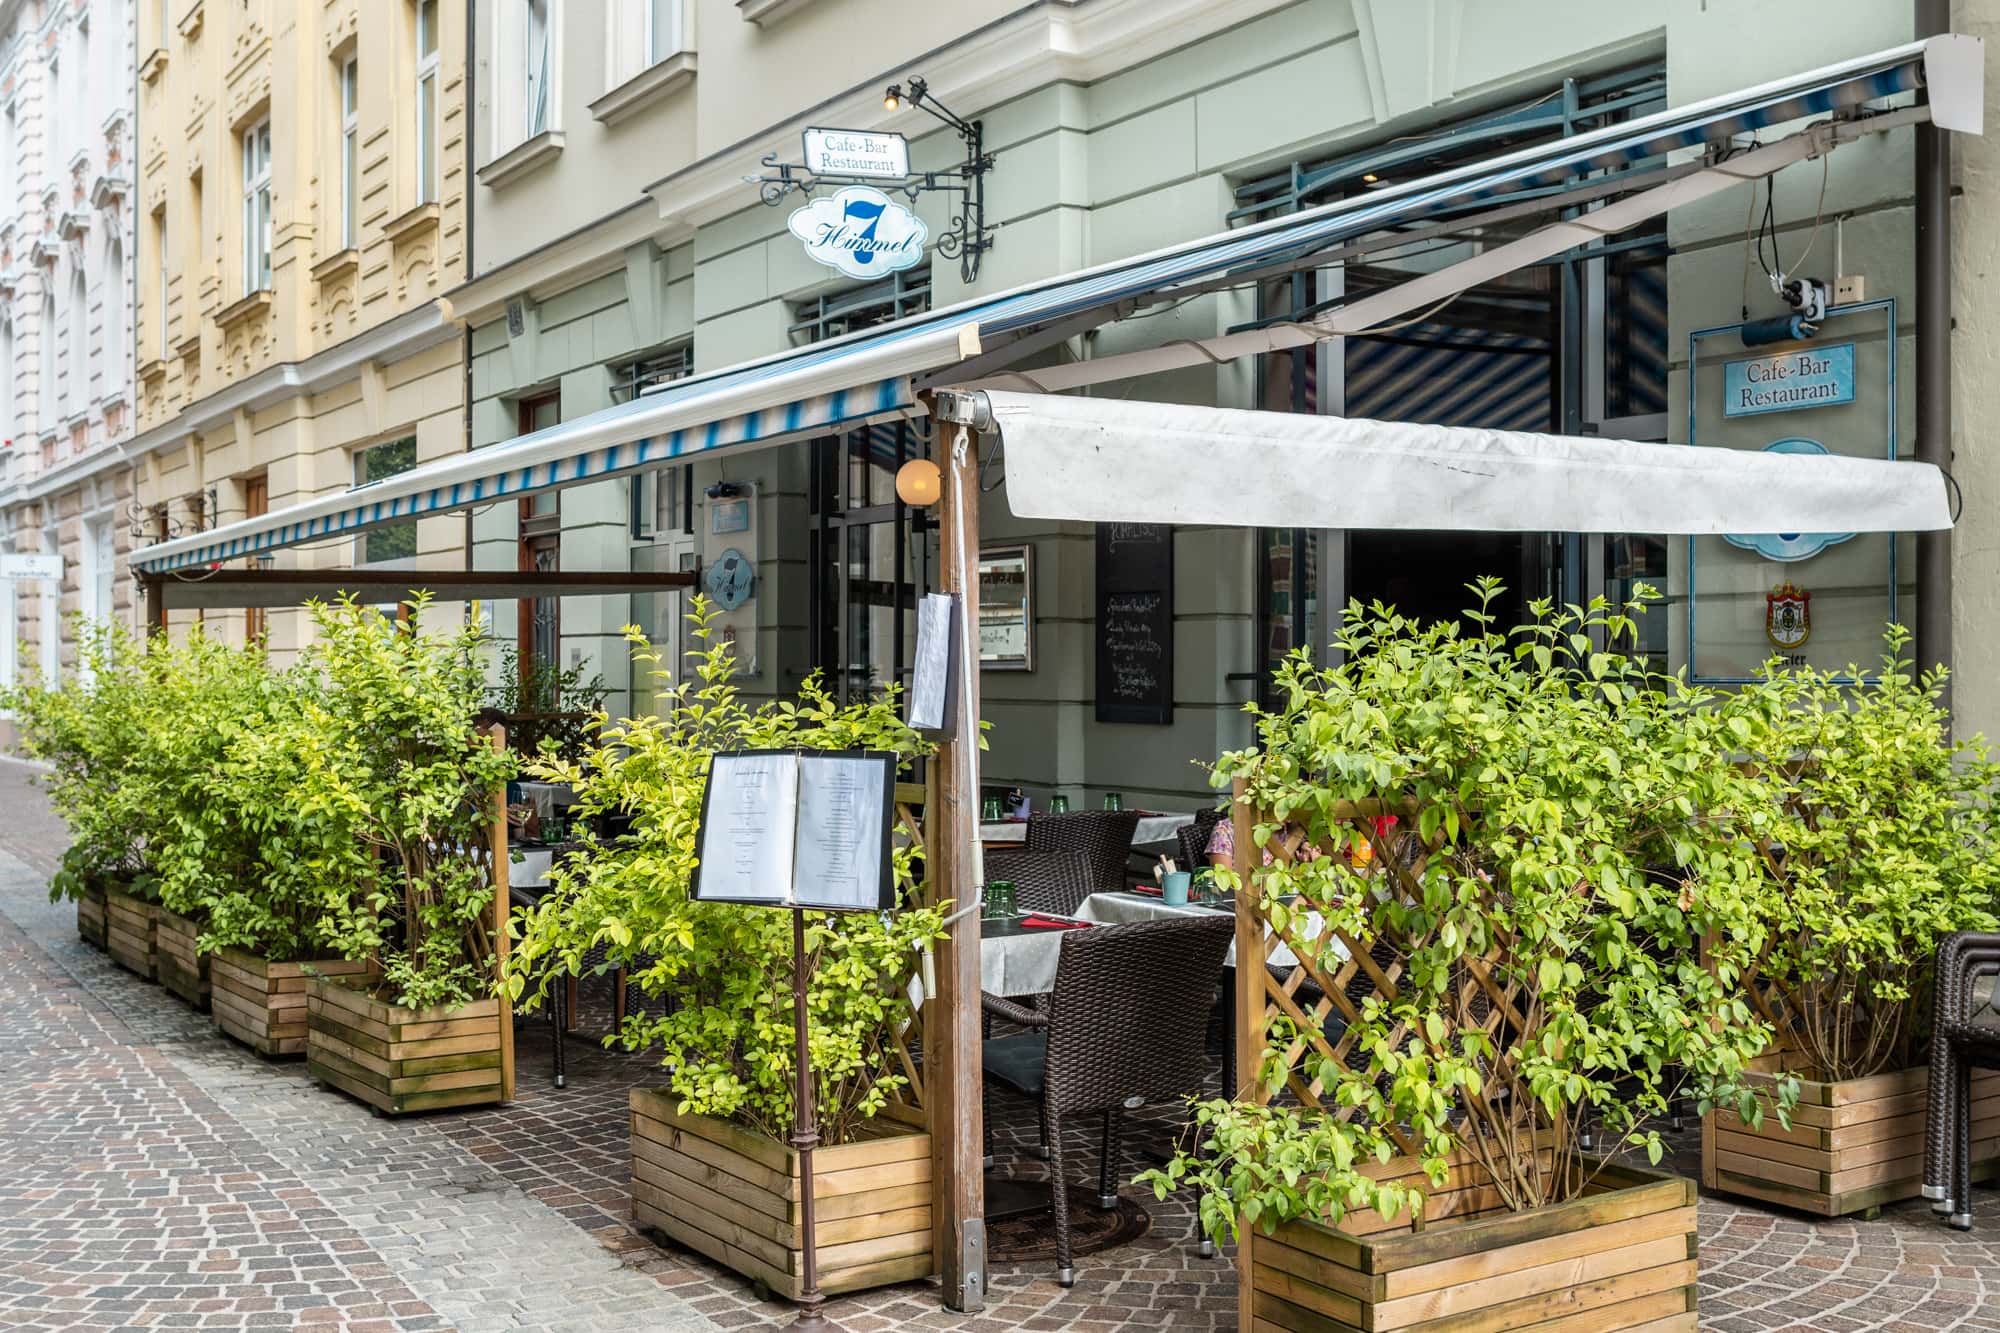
[
  {"left": 240, "top": 119, "right": 273, "bottom": 295},
  {"left": 154, "top": 206, "right": 170, "bottom": 359},
  {"left": 339, "top": 59, "right": 359, "bottom": 248},
  {"left": 352, "top": 436, "right": 421, "bottom": 567},
  {"left": 38, "top": 292, "right": 55, "bottom": 432},
  {"left": 525, "top": 0, "right": 554, "bottom": 140},
  {"left": 68, "top": 267, "right": 87, "bottom": 416},
  {"left": 415, "top": 2, "right": 440, "bottom": 204}
]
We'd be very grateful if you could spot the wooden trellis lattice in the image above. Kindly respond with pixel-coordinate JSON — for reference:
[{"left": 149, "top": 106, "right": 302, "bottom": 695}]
[{"left": 1226, "top": 777, "right": 1566, "bottom": 1327}]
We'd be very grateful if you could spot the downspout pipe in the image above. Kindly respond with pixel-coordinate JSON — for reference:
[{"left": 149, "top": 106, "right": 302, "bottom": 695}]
[{"left": 1915, "top": 0, "right": 1953, "bottom": 707}]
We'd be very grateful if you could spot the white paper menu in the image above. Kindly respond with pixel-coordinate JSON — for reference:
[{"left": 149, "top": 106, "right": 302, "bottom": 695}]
[{"left": 692, "top": 750, "right": 896, "bottom": 912}]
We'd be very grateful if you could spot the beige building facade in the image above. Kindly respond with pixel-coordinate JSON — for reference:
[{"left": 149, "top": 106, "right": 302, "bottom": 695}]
[{"left": 131, "top": 0, "right": 468, "bottom": 653}]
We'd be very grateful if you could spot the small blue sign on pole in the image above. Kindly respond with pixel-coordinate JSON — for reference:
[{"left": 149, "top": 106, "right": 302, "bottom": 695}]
[{"left": 1722, "top": 342, "right": 1857, "bottom": 417}]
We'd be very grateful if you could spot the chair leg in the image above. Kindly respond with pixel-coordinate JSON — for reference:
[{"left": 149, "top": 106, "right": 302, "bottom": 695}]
[
  {"left": 613, "top": 966, "right": 628, "bottom": 1033},
  {"left": 564, "top": 975, "right": 580, "bottom": 1033},
  {"left": 1951, "top": 1054, "right": 1974, "bottom": 1230},
  {"left": 553, "top": 982, "right": 568, "bottom": 1090},
  {"left": 1097, "top": 1110, "right": 1121, "bottom": 1210},
  {"left": 1050, "top": 1111, "right": 1074, "bottom": 1287},
  {"left": 1038, "top": 1098, "right": 1052, "bottom": 1161},
  {"left": 1931, "top": 1041, "right": 1959, "bottom": 1213}
]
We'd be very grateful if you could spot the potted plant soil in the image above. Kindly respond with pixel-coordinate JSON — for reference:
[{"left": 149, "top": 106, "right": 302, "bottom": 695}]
[
  {"left": 1144, "top": 586, "right": 1777, "bottom": 1331},
  {"left": 274, "top": 596, "right": 518, "bottom": 1112},
  {"left": 510, "top": 602, "right": 946, "bottom": 1301},
  {"left": 1703, "top": 629, "right": 2000, "bottom": 1218}
]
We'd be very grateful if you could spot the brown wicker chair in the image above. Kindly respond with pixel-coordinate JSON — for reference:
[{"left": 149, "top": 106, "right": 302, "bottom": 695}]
[
  {"left": 1174, "top": 808, "right": 1225, "bottom": 872},
  {"left": 984, "top": 848, "right": 1095, "bottom": 918},
  {"left": 981, "top": 914, "right": 1234, "bottom": 1285},
  {"left": 1026, "top": 809, "right": 1143, "bottom": 895}
]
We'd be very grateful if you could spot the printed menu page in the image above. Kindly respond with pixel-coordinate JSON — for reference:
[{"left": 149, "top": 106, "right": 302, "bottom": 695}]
[
  {"left": 792, "top": 754, "right": 890, "bottom": 911},
  {"left": 693, "top": 752, "right": 799, "bottom": 904}
]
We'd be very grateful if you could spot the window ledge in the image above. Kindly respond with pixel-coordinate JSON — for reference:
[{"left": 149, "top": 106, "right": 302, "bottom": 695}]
[
  {"left": 383, "top": 202, "right": 441, "bottom": 246},
  {"left": 177, "top": 1, "right": 204, "bottom": 40},
  {"left": 477, "top": 130, "right": 565, "bottom": 190},
  {"left": 589, "top": 52, "right": 697, "bottom": 128},
  {"left": 175, "top": 332, "right": 203, "bottom": 361},
  {"left": 311, "top": 247, "right": 361, "bottom": 284},
  {"left": 140, "top": 49, "right": 168, "bottom": 85},
  {"left": 737, "top": 0, "right": 819, "bottom": 25},
  {"left": 213, "top": 288, "right": 272, "bottom": 334},
  {"left": 138, "top": 356, "right": 168, "bottom": 382}
]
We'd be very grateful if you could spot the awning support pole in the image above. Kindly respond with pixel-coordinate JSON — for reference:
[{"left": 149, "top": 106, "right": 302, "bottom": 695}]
[
  {"left": 926, "top": 389, "right": 987, "bottom": 1312},
  {"left": 1916, "top": 0, "right": 1953, "bottom": 707}
]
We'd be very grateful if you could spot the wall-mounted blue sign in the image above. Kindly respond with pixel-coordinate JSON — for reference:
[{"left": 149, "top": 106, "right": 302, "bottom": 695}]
[
  {"left": 1722, "top": 439, "right": 1857, "bottom": 562},
  {"left": 1722, "top": 342, "right": 1856, "bottom": 417},
  {"left": 788, "top": 186, "right": 928, "bottom": 280}
]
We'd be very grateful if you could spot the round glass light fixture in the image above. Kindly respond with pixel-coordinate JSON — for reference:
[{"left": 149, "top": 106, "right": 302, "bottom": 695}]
[
  {"left": 894, "top": 458, "right": 942, "bottom": 507},
  {"left": 883, "top": 85, "right": 903, "bottom": 111}
]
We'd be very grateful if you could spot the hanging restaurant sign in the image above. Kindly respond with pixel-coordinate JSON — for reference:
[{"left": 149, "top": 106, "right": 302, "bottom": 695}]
[
  {"left": 801, "top": 128, "right": 909, "bottom": 180},
  {"left": 1723, "top": 343, "right": 1857, "bottom": 417},
  {"left": 788, "top": 186, "right": 929, "bottom": 280}
]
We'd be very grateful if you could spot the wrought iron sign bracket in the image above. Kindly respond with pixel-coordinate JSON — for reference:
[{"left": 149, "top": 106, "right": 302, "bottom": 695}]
[{"left": 748, "top": 77, "right": 995, "bottom": 284}]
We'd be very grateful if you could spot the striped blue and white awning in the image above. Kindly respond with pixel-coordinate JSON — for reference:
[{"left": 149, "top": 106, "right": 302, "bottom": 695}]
[{"left": 132, "top": 36, "right": 1978, "bottom": 575}]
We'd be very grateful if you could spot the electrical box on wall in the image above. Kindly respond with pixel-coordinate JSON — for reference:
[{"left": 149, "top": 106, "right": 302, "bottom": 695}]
[
  {"left": 1834, "top": 275, "right": 1867, "bottom": 305},
  {"left": 699, "top": 480, "right": 760, "bottom": 676}
]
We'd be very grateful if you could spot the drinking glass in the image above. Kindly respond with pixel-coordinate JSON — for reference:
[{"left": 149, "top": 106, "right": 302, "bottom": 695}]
[
  {"left": 1049, "top": 795, "right": 1070, "bottom": 814},
  {"left": 984, "top": 880, "right": 1016, "bottom": 919},
  {"left": 982, "top": 796, "right": 1003, "bottom": 822},
  {"left": 1103, "top": 792, "right": 1124, "bottom": 811}
]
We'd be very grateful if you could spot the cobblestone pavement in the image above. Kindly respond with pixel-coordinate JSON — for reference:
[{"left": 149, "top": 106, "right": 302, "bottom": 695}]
[{"left": 6, "top": 757, "right": 2000, "bottom": 1331}]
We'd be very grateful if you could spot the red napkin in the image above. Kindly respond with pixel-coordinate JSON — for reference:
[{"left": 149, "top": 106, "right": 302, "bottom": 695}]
[
  {"left": 1130, "top": 883, "right": 1163, "bottom": 896},
  {"left": 1019, "top": 915, "right": 1090, "bottom": 930}
]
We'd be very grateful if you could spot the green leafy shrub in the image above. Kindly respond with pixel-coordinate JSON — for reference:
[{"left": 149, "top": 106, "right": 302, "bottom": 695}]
[
  {"left": 1143, "top": 583, "right": 1779, "bottom": 1244},
  {"left": 3, "top": 618, "right": 157, "bottom": 902},
  {"left": 508, "top": 598, "right": 944, "bottom": 1146},
  {"left": 1726, "top": 626, "right": 2000, "bottom": 1081},
  {"left": 277, "top": 595, "right": 518, "bottom": 1007},
  {"left": 482, "top": 643, "right": 609, "bottom": 761}
]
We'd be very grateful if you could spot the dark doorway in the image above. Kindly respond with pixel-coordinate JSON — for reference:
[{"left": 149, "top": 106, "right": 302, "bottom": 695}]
[{"left": 1345, "top": 531, "right": 1536, "bottom": 633}]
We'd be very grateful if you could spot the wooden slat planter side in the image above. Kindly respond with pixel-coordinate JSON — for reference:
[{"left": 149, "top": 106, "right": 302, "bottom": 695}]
[
  {"left": 153, "top": 907, "right": 211, "bottom": 1010},
  {"left": 104, "top": 888, "right": 158, "bottom": 980},
  {"left": 305, "top": 976, "right": 505, "bottom": 1114},
  {"left": 1702, "top": 1064, "right": 2000, "bottom": 1217},
  {"left": 1252, "top": 1164, "right": 1698, "bottom": 1333},
  {"left": 629, "top": 1089, "right": 934, "bottom": 1302},
  {"left": 76, "top": 885, "right": 107, "bottom": 950},
  {"left": 212, "top": 950, "right": 375, "bottom": 1057}
]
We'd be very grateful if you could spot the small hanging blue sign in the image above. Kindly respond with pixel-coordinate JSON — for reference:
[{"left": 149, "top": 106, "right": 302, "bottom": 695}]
[{"left": 1722, "top": 343, "right": 1856, "bottom": 417}]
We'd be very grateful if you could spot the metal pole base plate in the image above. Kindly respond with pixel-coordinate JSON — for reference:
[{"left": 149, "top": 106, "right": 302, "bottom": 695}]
[{"left": 1949, "top": 1212, "right": 1974, "bottom": 1231}]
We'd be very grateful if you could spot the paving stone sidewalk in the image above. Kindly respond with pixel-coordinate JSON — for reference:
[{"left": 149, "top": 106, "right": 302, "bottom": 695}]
[{"left": 6, "top": 755, "right": 2000, "bottom": 1331}]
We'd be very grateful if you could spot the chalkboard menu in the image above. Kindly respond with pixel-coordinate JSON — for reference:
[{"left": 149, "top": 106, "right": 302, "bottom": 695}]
[{"left": 1095, "top": 523, "right": 1174, "bottom": 725}]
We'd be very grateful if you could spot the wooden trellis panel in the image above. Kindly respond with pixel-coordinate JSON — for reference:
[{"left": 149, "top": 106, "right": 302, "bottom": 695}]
[
  {"left": 876, "top": 775, "right": 936, "bottom": 1125},
  {"left": 1227, "top": 778, "right": 1556, "bottom": 1330}
]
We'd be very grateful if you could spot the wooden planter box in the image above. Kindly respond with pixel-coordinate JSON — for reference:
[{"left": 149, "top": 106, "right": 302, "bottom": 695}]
[
  {"left": 1704, "top": 1064, "right": 2000, "bottom": 1217},
  {"left": 212, "top": 949, "right": 375, "bottom": 1057},
  {"left": 306, "top": 975, "right": 507, "bottom": 1114},
  {"left": 153, "top": 906, "right": 210, "bottom": 1010},
  {"left": 76, "top": 884, "right": 107, "bottom": 950},
  {"left": 629, "top": 1089, "right": 933, "bottom": 1301},
  {"left": 1250, "top": 1162, "right": 1698, "bottom": 1332},
  {"left": 103, "top": 888, "right": 158, "bottom": 980}
]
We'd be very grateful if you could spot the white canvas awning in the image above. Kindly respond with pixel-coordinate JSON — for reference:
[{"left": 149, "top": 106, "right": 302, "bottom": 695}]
[{"left": 978, "top": 391, "right": 1950, "bottom": 536}]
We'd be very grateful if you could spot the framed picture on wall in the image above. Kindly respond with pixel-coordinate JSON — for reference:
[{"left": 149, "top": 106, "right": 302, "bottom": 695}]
[{"left": 978, "top": 544, "right": 1034, "bottom": 671}]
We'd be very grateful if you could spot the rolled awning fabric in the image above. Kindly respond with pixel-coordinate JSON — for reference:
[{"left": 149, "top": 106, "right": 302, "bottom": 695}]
[{"left": 985, "top": 392, "right": 1950, "bottom": 536}]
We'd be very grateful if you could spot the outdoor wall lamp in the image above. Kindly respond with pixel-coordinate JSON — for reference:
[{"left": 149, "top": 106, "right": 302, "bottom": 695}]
[{"left": 894, "top": 458, "right": 942, "bottom": 507}]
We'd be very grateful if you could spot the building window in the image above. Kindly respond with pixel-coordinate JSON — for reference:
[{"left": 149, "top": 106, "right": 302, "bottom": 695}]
[
  {"left": 241, "top": 120, "right": 272, "bottom": 295},
  {"left": 339, "top": 59, "right": 358, "bottom": 247},
  {"left": 102, "top": 240, "right": 123, "bottom": 384},
  {"left": 83, "top": 517, "right": 114, "bottom": 627},
  {"left": 68, "top": 269, "right": 87, "bottom": 415},
  {"left": 608, "top": 0, "right": 681, "bottom": 86},
  {"left": 354, "top": 436, "right": 418, "bottom": 565},
  {"left": 244, "top": 473, "right": 268, "bottom": 641},
  {"left": 153, "top": 207, "right": 169, "bottom": 358},
  {"left": 159, "top": 1, "right": 171, "bottom": 50},
  {"left": 3, "top": 105, "right": 15, "bottom": 211},
  {"left": 619, "top": 345, "right": 694, "bottom": 540},
  {"left": 525, "top": 0, "right": 553, "bottom": 138},
  {"left": 0, "top": 317, "right": 12, "bottom": 445},
  {"left": 38, "top": 292, "right": 55, "bottom": 431},
  {"left": 415, "top": 2, "right": 440, "bottom": 204}
]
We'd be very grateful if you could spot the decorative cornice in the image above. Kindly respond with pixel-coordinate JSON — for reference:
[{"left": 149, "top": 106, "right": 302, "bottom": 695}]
[
  {"left": 476, "top": 130, "right": 565, "bottom": 191},
  {"left": 139, "top": 47, "right": 166, "bottom": 85},
  {"left": 382, "top": 202, "right": 441, "bottom": 248},
  {"left": 177, "top": 1, "right": 205, "bottom": 41},
  {"left": 89, "top": 173, "right": 128, "bottom": 211},
  {"left": 28, "top": 234, "right": 59, "bottom": 267},
  {"left": 56, "top": 210, "right": 90, "bottom": 241},
  {"left": 310, "top": 247, "right": 360, "bottom": 285},
  {"left": 737, "top": 0, "right": 821, "bottom": 26},
  {"left": 589, "top": 52, "right": 697, "bottom": 128}
]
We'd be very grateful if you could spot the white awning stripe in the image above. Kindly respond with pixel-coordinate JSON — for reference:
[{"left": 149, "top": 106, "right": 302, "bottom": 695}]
[{"left": 985, "top": 392, "right": 1951, "bottom": 537}]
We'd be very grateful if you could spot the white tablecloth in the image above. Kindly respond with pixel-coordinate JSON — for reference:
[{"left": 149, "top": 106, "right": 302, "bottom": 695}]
[
  {"left": 978, "top": 813, "right": 1196, "bottom": 852},
  {"left": 977, "top": 890, "right": 1346, "bottom": 995}
]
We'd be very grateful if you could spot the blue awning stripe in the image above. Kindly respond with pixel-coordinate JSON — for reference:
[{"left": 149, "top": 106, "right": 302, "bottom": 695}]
[{"left": 141, "top": 376, "right": 915, "bottom": 572}]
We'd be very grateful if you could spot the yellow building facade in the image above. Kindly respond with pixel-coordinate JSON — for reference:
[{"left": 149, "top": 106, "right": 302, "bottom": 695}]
[{"left": 133, "top": 0, "right": 468, "bottom": 651}]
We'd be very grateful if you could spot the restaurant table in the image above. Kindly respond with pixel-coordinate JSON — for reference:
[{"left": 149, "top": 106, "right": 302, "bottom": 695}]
[
  {"left": 976, "top": 890, "right": 1346, "bottom": 996},
  {"left": 977, "top": 811, "right": 1196, "bottom": 853}
]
